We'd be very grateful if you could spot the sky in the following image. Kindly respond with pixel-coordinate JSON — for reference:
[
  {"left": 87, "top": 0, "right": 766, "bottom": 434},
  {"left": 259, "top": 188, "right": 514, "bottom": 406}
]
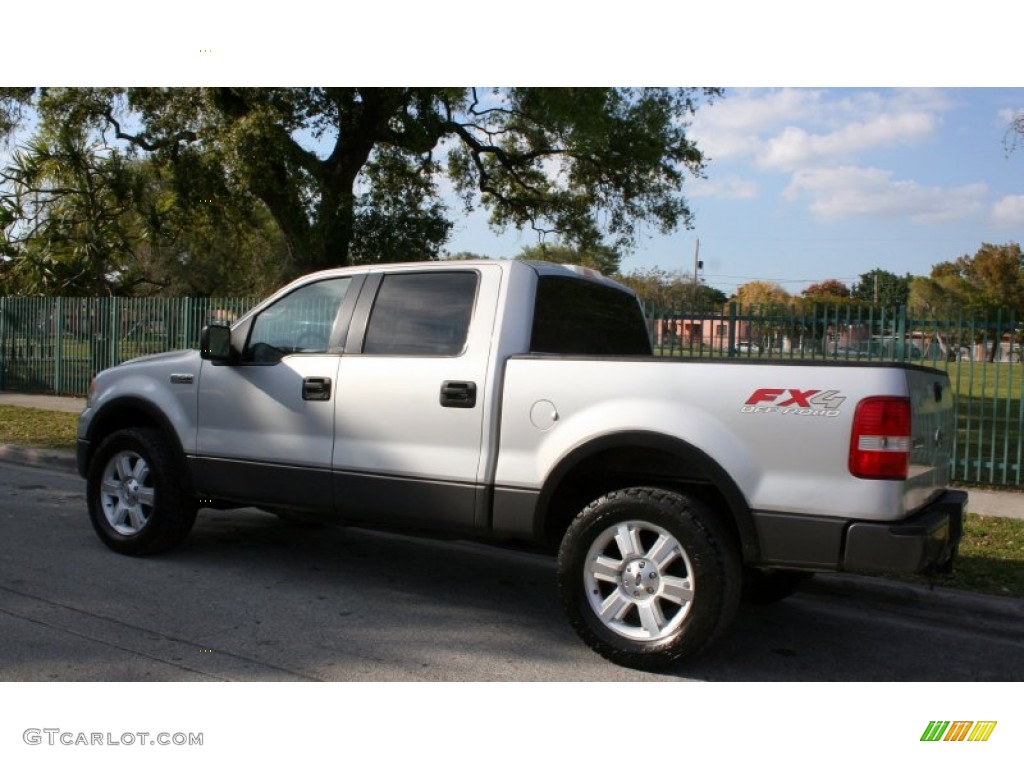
[{"left": 445, "top": 87, "right": 1024, "bottom": 296}]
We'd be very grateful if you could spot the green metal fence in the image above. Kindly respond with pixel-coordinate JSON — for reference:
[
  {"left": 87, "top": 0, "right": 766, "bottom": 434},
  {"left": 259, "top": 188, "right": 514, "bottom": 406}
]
[
  {"left": 1, "top": 295, "right": 1022, "bottom": 487},
  {"left": 0, "top": 296, "right": 257, "bottom": 397}
]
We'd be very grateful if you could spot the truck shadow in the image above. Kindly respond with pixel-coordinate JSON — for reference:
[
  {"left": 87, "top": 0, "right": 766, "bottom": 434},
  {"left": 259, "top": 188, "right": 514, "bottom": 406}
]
[{"left": 160, "top": 508, "right": 1022, "bottom": 682}]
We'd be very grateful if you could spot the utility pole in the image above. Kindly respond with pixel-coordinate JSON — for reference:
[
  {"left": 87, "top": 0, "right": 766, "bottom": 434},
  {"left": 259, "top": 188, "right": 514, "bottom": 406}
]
[{"left": 693, "top": 239, "right": 703, "bottom": 296}]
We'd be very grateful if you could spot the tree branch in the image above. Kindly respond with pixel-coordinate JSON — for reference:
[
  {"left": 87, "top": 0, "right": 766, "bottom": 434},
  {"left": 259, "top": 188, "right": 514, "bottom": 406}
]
[{"left": 101, "top": 107, "right": 196, "bottom": 157}]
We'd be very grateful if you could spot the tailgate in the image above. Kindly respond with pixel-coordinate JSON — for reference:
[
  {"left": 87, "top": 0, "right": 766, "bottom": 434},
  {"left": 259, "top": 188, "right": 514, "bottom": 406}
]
[{"left": 905, "top": 367, "right": 955, "bottom": 512}]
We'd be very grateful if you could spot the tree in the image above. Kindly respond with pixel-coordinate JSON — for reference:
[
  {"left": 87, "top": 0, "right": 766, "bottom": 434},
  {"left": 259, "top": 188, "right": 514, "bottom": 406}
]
[
  {"left": 735, "top": 280, "right": 790, "bottom": 307},
  {"left": 2, "top": 87, "right": 721, "bottom": 281},
  {"left": 851, "top": 268, "right": 910, "bottom": 307},
  {"left": 965, "top": 242, "right": 1024, "bottom": 311},
  {"left": 801, "top": 279, "right": 851, "bottom": 301},
  {"left": 1005, "top": 110, "right": 1024, "bottom": 155},
  {"left": 0, "top": 125, "right": 288, "bottom": 296},
  {"left": 0, "top": 128, "right": 144, "bottom": 295},
  {"left": 913, "top": 274, "right": 966, "bottom": 315},
  {"left": 616, "top": 266, "right": 727, "bottom": 308},
  {"left": 911, "top": 243, "right": 1023, "bottom": 362},
  {"left": 913, "top": 243, "right": 1024, "bottom": 315},
  {"left": 516, "top": 242, "right": 622, "bottom": 274}
]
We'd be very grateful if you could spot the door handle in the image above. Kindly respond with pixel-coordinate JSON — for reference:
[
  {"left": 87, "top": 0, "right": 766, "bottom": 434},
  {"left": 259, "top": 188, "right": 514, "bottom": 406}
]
[
  {"left": 440, "top": 380, "right": 477, "bottom": 408},
  {"left": 302, "top": 377, "right": 332, "bottom": 401}
]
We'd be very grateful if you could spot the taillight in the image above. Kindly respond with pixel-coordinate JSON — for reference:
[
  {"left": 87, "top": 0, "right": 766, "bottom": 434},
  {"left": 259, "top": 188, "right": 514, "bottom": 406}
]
[{"left": 849, "top": 397, "right": 911, "bottom": 480}]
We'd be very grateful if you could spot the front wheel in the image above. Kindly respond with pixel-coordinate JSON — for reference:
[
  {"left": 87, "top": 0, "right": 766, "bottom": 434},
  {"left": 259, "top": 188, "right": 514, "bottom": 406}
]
[
  {"left": 87, "top": 428, "right": 197, "bottom": 555},
  {"left": 557, "top": 487, "right": 741, "bottom": 671}
]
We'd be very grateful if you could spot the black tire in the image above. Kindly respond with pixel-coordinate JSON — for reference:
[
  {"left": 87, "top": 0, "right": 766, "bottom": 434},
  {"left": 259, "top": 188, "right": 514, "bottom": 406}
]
[
  {"left": 86, "top": 427, "right": 197, "bottom": 555},
  {"left": 741, "top": 568, "right": 812, "bottom": 604},
  {"left": 557, "top": 487, "right": 742, "bottom": 671}
]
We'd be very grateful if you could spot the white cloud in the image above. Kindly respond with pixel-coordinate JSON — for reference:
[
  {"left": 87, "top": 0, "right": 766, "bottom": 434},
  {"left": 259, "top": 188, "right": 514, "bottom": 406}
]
[
  {"left": 691, "top": 88, "right": 949, "bottom": 170},
  {"left": 690, "top": 89, "right": 825, "bottom": 162},
  {"left": 689, "top": 175, "right": 758, "bottom": 200},
  {"left": 784, "top": 166, "right": 987, "bottom": 224},
  {"left": 758, "top": 112, "right": 935, "bottom": 171},
  {"left": 992, "top": 195, "right": 1024, "bottom": 226}
]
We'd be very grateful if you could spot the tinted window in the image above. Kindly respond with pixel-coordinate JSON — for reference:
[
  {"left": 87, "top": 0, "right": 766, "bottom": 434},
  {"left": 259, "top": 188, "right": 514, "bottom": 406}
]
[
  {"left": 246, "top": 278, "right": 352, "bottom": 362},
  {"left": 363, "top": 272, "right": 478, "bottom": 356},
  {"left": 531, "top": 276, "right": 651, "bottom": 355}
]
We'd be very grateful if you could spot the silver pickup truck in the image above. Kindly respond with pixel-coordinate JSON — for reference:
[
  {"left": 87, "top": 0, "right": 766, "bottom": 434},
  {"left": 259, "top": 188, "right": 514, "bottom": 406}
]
[{"left": 77, "top": 260, "right": 966, "bottom": 669}]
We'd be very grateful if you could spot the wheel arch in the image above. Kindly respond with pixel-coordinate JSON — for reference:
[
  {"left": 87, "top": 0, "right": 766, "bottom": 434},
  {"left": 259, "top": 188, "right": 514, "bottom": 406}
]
[
  {"left": 83, "top": 397, "right": 190, "bottom": 490},
  {"left": 536, "top": 431, "right": 759, "bottom": 562}
]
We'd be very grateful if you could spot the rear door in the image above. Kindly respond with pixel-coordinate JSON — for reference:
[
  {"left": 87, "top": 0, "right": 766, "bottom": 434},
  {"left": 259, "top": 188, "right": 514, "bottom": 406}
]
[{"left": 331, "top": 266, "right": 502, "bottom": 530}]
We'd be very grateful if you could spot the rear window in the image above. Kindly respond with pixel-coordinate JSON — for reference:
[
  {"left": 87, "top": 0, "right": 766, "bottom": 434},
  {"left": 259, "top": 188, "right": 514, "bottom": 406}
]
[
  {"left": 363, "top": 271, "right": 478, "bottom": 356},
  {"left": 530, "top": 276, "right": 652, "bottom": 355}
]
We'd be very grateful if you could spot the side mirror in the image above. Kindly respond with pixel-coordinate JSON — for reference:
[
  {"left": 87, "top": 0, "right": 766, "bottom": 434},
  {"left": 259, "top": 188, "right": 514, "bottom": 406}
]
[{"left": 200, "top": 324, "right": 235, "bottom": 363}]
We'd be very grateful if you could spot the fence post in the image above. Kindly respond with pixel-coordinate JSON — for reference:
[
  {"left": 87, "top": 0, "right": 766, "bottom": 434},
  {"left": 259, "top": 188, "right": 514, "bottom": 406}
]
[
  {"left": 54, "top": 297, "right": 64, "bottom": 394},
  {"left": 0, "top": 296, "right": 6, "bottom": 390},
  {"left": 109, "top": 296, "right": 120, "bottom": 368},
  {"left": 895, "top": 305, "right": 907, "bottom": 360},
  {"left": 727, "top": 302, "right": 737, "bottom": 356},
  {"left": 183, "top": 297, "right": 193, "bottom": 349}
]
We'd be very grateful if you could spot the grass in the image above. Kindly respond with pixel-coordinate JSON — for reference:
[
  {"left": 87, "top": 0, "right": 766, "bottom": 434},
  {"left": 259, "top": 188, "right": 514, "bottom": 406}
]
[
  {"left": 1, "top": 402, "right": 1021, "bottom": 598},
  {"left": 888, "top": 513, "right": 1024, "bottom": 599},
  {"left": 0, "top": 405, "right": 78, "bottom": 450},
  {"left": 952, "top": 514, "right": 1024, "bottom": 597}
]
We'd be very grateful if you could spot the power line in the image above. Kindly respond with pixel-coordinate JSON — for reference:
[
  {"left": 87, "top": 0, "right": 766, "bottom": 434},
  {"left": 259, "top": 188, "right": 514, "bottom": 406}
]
[{"left": 703, "top": 274, "right": 861, "bottom": 283}]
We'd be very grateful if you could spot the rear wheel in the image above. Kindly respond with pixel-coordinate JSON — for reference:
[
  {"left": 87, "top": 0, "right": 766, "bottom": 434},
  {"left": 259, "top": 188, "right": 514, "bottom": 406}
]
[
  {"left": 557, "top": 487, "right": 742, "bottom": 671},
  {"left": 87, "top": 428, "right": 197, "bottom": 555}
]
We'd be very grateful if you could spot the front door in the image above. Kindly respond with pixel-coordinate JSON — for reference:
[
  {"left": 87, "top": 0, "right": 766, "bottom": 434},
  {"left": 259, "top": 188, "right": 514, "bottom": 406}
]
[{"left": 193, "top": 275, "right": 356, "bottom": 511}]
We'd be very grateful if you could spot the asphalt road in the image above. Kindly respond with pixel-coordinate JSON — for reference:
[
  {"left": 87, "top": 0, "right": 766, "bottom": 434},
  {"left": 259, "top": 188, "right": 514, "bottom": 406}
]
[{"left": 1, "top": 462, "right": 1022, "bottom": 682}]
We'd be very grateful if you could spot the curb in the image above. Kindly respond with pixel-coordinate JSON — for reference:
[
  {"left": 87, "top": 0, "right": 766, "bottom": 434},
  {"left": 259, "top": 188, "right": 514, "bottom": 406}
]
[{"left": 0, "top": 444, "right": 78, "bottom": 474}]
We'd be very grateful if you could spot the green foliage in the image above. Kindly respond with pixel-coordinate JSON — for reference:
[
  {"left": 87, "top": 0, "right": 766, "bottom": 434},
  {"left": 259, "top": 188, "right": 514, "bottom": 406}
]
[
  {"left": 734, "top": 280, "right": 791, "bottom": 307},
  {"left": 801, "top": 279, "right": 852, "bottom": 302},
  {"left": 516, "top": 242, "right": 622, "bottom": 274},
  {"left": 0, "top": 88, "right": 34, "bottom": 137},
  {"left": 617, "top": 266, "right": 727, "bottom": 307},
  {"left": 0, "top": 125, "right": 288, "bottom": 297},
  {"left": 851, "top": 268, "right": 910, "bottom": 307},
  {"left": 910, "top": 243, "right": 1024, "bottom": 316},
  {"left": 349, "top": 147, "right": 451, "bottom": 264},
  {"left": 452, "top": 88, "right": 717, "bottom": 253},
  {"left": 0, "top": 128, "right": 145, "bottom": 295},
  {"left": 2, "top": 87, "right": 720, "bottom": 285}
]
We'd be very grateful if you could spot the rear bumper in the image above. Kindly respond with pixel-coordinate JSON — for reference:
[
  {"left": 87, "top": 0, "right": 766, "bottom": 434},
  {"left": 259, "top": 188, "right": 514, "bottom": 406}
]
[
  {"left": 751, "top": 490, "right": 967, "bottom": 574},
  {"left": 842, "top": 490, "right": 966, "bottom": 573}
]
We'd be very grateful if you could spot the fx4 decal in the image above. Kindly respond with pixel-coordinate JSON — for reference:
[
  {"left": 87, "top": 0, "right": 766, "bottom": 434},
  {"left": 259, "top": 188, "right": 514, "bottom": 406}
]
[{"left": 742, "top": 388, "right": 846, "bottom": 417}]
